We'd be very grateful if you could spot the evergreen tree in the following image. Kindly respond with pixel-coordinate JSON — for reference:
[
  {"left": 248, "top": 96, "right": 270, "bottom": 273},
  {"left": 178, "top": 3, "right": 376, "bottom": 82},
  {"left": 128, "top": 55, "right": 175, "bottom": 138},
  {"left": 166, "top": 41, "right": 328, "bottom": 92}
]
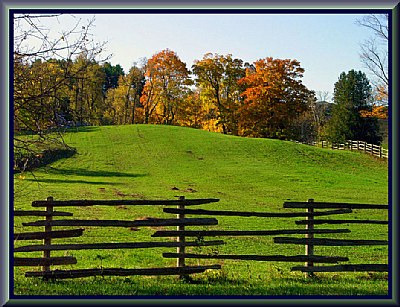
[
  {"left": 326, "top": 70, "right": 382, "bottom": 144},
  {"left": 102, "top": 62, "right": 125, "bottom": 96}
]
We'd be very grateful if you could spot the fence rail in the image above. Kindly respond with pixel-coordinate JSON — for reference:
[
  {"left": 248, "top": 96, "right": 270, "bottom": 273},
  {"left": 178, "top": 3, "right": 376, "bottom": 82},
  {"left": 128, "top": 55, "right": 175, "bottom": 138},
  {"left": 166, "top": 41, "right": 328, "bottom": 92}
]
[
  {"left": 22, "top": 217, "right": 219, "bottom": 227},
  {"left": 283, "top": 199, "right": 388, "bottom": 275},
  {"left": 14, "top": 196, "right": 223, "bottom": 279},
  {"left": 31, "top": 198, "right": 219, "bottom": 207},
  {"left": 14, "top": 240, "right": 225, "bottom": 252},
  {"left": 14, "top": 229, "right": 84, "bottom": 240},
  {"left": 14, "top": 197, "right": 388, "bottom": 280},
  {"left": 283, "top": 202, "right": 388, "bottom": 209},
  {"left": 293, "top": 140, "right": 388, "bottom": 159}
]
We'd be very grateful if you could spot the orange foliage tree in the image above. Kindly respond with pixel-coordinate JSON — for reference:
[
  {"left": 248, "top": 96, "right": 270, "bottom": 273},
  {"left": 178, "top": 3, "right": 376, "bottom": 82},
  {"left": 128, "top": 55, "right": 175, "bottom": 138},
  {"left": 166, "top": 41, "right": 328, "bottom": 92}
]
[
  {"left": 360, "top": 104, "right": 388, "bottom": 119},
  {"left": 140, "top": 49, "right": 190, "bottom": 124},
  {"left": 175, "top": 89, "right": 205, "bottom": 129},
  {"left": 238, "top": 57, "right": 314, "bottom": 139}
]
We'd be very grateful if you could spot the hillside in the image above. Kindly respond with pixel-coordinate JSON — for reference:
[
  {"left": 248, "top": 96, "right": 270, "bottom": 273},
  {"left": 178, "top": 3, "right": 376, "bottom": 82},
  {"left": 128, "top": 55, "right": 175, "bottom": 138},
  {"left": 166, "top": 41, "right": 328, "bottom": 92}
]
[
  {"left": 14, "top": 124, "right": 388, "bottom": 207},
  {"left": 13, "top": 125, "right": 389, "bottom": 296}
]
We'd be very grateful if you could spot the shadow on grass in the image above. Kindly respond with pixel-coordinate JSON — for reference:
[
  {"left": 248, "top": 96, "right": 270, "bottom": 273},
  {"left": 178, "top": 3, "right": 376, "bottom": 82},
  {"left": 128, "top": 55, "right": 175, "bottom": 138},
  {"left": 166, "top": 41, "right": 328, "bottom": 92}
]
[
  {"left": 25, "top": 178, "right": 121, "bottom": 185},
  {"left": 63, "top": 126, "right": 100, "bottom": 134},
  {"left": 46, "top": 167, "right": 147, "bottom": 178},
  {"left": 14, "top": 148, "right": 77, "bottom": 174}
]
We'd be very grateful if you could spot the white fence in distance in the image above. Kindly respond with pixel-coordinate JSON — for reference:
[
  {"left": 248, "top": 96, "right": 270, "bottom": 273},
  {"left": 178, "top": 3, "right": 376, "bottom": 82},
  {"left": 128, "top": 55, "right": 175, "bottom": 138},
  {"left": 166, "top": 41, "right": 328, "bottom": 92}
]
[{"left": 293, "top": 140, "right": 388, "bottom": 159}]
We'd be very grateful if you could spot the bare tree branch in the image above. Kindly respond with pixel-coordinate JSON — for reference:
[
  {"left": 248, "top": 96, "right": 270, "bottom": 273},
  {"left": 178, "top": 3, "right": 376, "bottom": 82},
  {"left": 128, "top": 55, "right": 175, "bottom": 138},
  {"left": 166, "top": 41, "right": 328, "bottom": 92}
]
[
  {"left": 356, "top": 14, "right": 389, "bottom": 105},
  {"left": 13, "top": 14, "right": 109, "bottom": 173}
]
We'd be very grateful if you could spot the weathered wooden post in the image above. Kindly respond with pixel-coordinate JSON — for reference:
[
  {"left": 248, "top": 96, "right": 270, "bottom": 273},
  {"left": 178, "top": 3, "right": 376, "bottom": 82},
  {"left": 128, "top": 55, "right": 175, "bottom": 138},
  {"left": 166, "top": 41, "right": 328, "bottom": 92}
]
[
  {"left": 177, "top": 196, "right": 185, "bottom": 270},
  {"left": 305, "top": 198, "right": 314, "bottom": 278},
  {"left": 43, "top": 196, "right": 54, "bottom": 273}
]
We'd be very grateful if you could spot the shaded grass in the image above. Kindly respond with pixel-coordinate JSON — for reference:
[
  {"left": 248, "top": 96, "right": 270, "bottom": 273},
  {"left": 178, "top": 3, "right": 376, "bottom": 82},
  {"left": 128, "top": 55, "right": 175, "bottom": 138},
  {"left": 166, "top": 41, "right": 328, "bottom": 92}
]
[
  {"left": 13, "top": 272, "right": 388, "bottom": 296},
  {"left": 13, "top": 125, "right": 389, "bottom": 296}
]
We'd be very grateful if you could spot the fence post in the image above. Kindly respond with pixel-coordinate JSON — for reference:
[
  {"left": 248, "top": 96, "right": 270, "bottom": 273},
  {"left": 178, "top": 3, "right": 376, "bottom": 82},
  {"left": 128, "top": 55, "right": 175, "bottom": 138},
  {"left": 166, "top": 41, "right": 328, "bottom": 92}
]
[
  {"left": 380, "top": 146, "right": 382, "bottom": 158},
  {"left": 305, "top": 198, "right": 314, "bottom": 278},
  {"left": 177, "top": 196, "right": 186, "bottom": 271},
  {"left": 43, "top": 196, "right": 54, "bottom": 274}
]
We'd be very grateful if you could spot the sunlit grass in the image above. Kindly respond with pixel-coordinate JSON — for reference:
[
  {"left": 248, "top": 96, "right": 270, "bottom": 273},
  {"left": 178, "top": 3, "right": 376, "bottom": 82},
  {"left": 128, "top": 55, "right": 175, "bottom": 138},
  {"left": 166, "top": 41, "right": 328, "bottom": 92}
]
[{"left": 13, "top": 125, "right": 389, "bottom": 296}]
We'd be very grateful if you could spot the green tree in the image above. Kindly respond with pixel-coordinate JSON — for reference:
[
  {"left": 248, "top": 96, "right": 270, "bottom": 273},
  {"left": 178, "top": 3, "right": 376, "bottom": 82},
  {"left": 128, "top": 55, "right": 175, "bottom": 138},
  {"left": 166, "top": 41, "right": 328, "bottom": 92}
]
[
  {"left": 102, "top": 62, "right": 125, "bottom": 95},
  {"left": 325, "top": 70, "right": 382, "bottom": 144}
]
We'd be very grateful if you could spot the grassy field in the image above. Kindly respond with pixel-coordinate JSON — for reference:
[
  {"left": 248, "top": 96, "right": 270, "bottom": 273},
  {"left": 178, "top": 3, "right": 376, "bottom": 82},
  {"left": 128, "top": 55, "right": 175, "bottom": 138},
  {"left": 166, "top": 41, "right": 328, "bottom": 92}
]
[{"left": 13, "top": 124, "right": 389, "bottom": 297}]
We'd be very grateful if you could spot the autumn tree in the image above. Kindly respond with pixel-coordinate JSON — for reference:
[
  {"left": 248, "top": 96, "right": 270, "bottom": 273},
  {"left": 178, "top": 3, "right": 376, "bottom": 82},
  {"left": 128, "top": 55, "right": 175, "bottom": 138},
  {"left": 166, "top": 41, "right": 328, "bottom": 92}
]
[
  {"left": 192, "top": 53, "right": 245, "bottom": 135},
  {"left": 104, "top": 65, "right": 145, "bottom": 125},
  {"left": 140, "top": 49, "right": 190, "bottom": 125},
  {"left": 13, "top": 14, "right": 107, "bottom": 172},
  {"left": 175, "top": 89, "right": 204, "bottom": 129},
  {"left": 238, "top": 57, "right": 313, "bottom": 139},
  {"left": 325, "top": 70, "right": 382, "bottom": 144},
  {"left": 67, "top": 53, "right": 106, "bottom": 125}
]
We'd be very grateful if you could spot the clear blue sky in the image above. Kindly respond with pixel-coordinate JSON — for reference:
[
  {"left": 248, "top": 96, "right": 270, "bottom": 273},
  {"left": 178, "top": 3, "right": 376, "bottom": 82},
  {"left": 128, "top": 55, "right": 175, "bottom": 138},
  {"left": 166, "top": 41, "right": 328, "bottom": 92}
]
[{"left": 35, "top": 13, "right": 384, "bottom": 100}]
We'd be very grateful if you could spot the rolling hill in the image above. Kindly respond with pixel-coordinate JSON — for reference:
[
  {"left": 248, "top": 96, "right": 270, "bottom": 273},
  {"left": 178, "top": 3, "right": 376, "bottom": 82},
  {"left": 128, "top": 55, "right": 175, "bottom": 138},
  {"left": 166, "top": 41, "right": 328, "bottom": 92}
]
[{"left": 13, "top": 124, "right": 389, "bottom": 296}]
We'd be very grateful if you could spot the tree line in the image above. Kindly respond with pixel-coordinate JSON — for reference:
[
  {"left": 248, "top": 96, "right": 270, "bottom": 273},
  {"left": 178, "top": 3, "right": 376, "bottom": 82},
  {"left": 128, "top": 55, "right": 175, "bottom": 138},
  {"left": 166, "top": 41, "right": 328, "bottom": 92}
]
[
  {"left": 13, "top": 14, "right": 387, "bottom": 172},
  {"left": 15, "top": 48, "right": 385, "bottom": 139}
]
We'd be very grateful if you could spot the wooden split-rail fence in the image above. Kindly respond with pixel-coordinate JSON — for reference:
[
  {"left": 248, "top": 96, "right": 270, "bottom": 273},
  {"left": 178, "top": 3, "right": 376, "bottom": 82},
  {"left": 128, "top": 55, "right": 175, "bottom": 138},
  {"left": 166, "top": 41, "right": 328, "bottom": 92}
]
[
  {"left": 294, "top": 139, "right": 389, "bottom": 159},
  {"left": 13, "top": 197, "right": 388, "bottom": 280}
]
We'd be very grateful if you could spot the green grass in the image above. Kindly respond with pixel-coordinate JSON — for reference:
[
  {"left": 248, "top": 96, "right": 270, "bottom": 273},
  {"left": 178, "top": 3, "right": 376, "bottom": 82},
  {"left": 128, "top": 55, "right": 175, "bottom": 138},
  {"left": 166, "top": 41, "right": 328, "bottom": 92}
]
[{"left": 13, "top": 125, "right": 389, "bottom": 297}]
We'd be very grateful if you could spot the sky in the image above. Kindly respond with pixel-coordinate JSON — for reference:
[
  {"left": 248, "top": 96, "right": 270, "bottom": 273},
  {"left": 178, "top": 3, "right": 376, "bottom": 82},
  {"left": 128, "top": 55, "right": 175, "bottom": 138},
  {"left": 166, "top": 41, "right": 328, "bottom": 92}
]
[{"left": 18, "top": 13, "right": 386, "bottom": 101}]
